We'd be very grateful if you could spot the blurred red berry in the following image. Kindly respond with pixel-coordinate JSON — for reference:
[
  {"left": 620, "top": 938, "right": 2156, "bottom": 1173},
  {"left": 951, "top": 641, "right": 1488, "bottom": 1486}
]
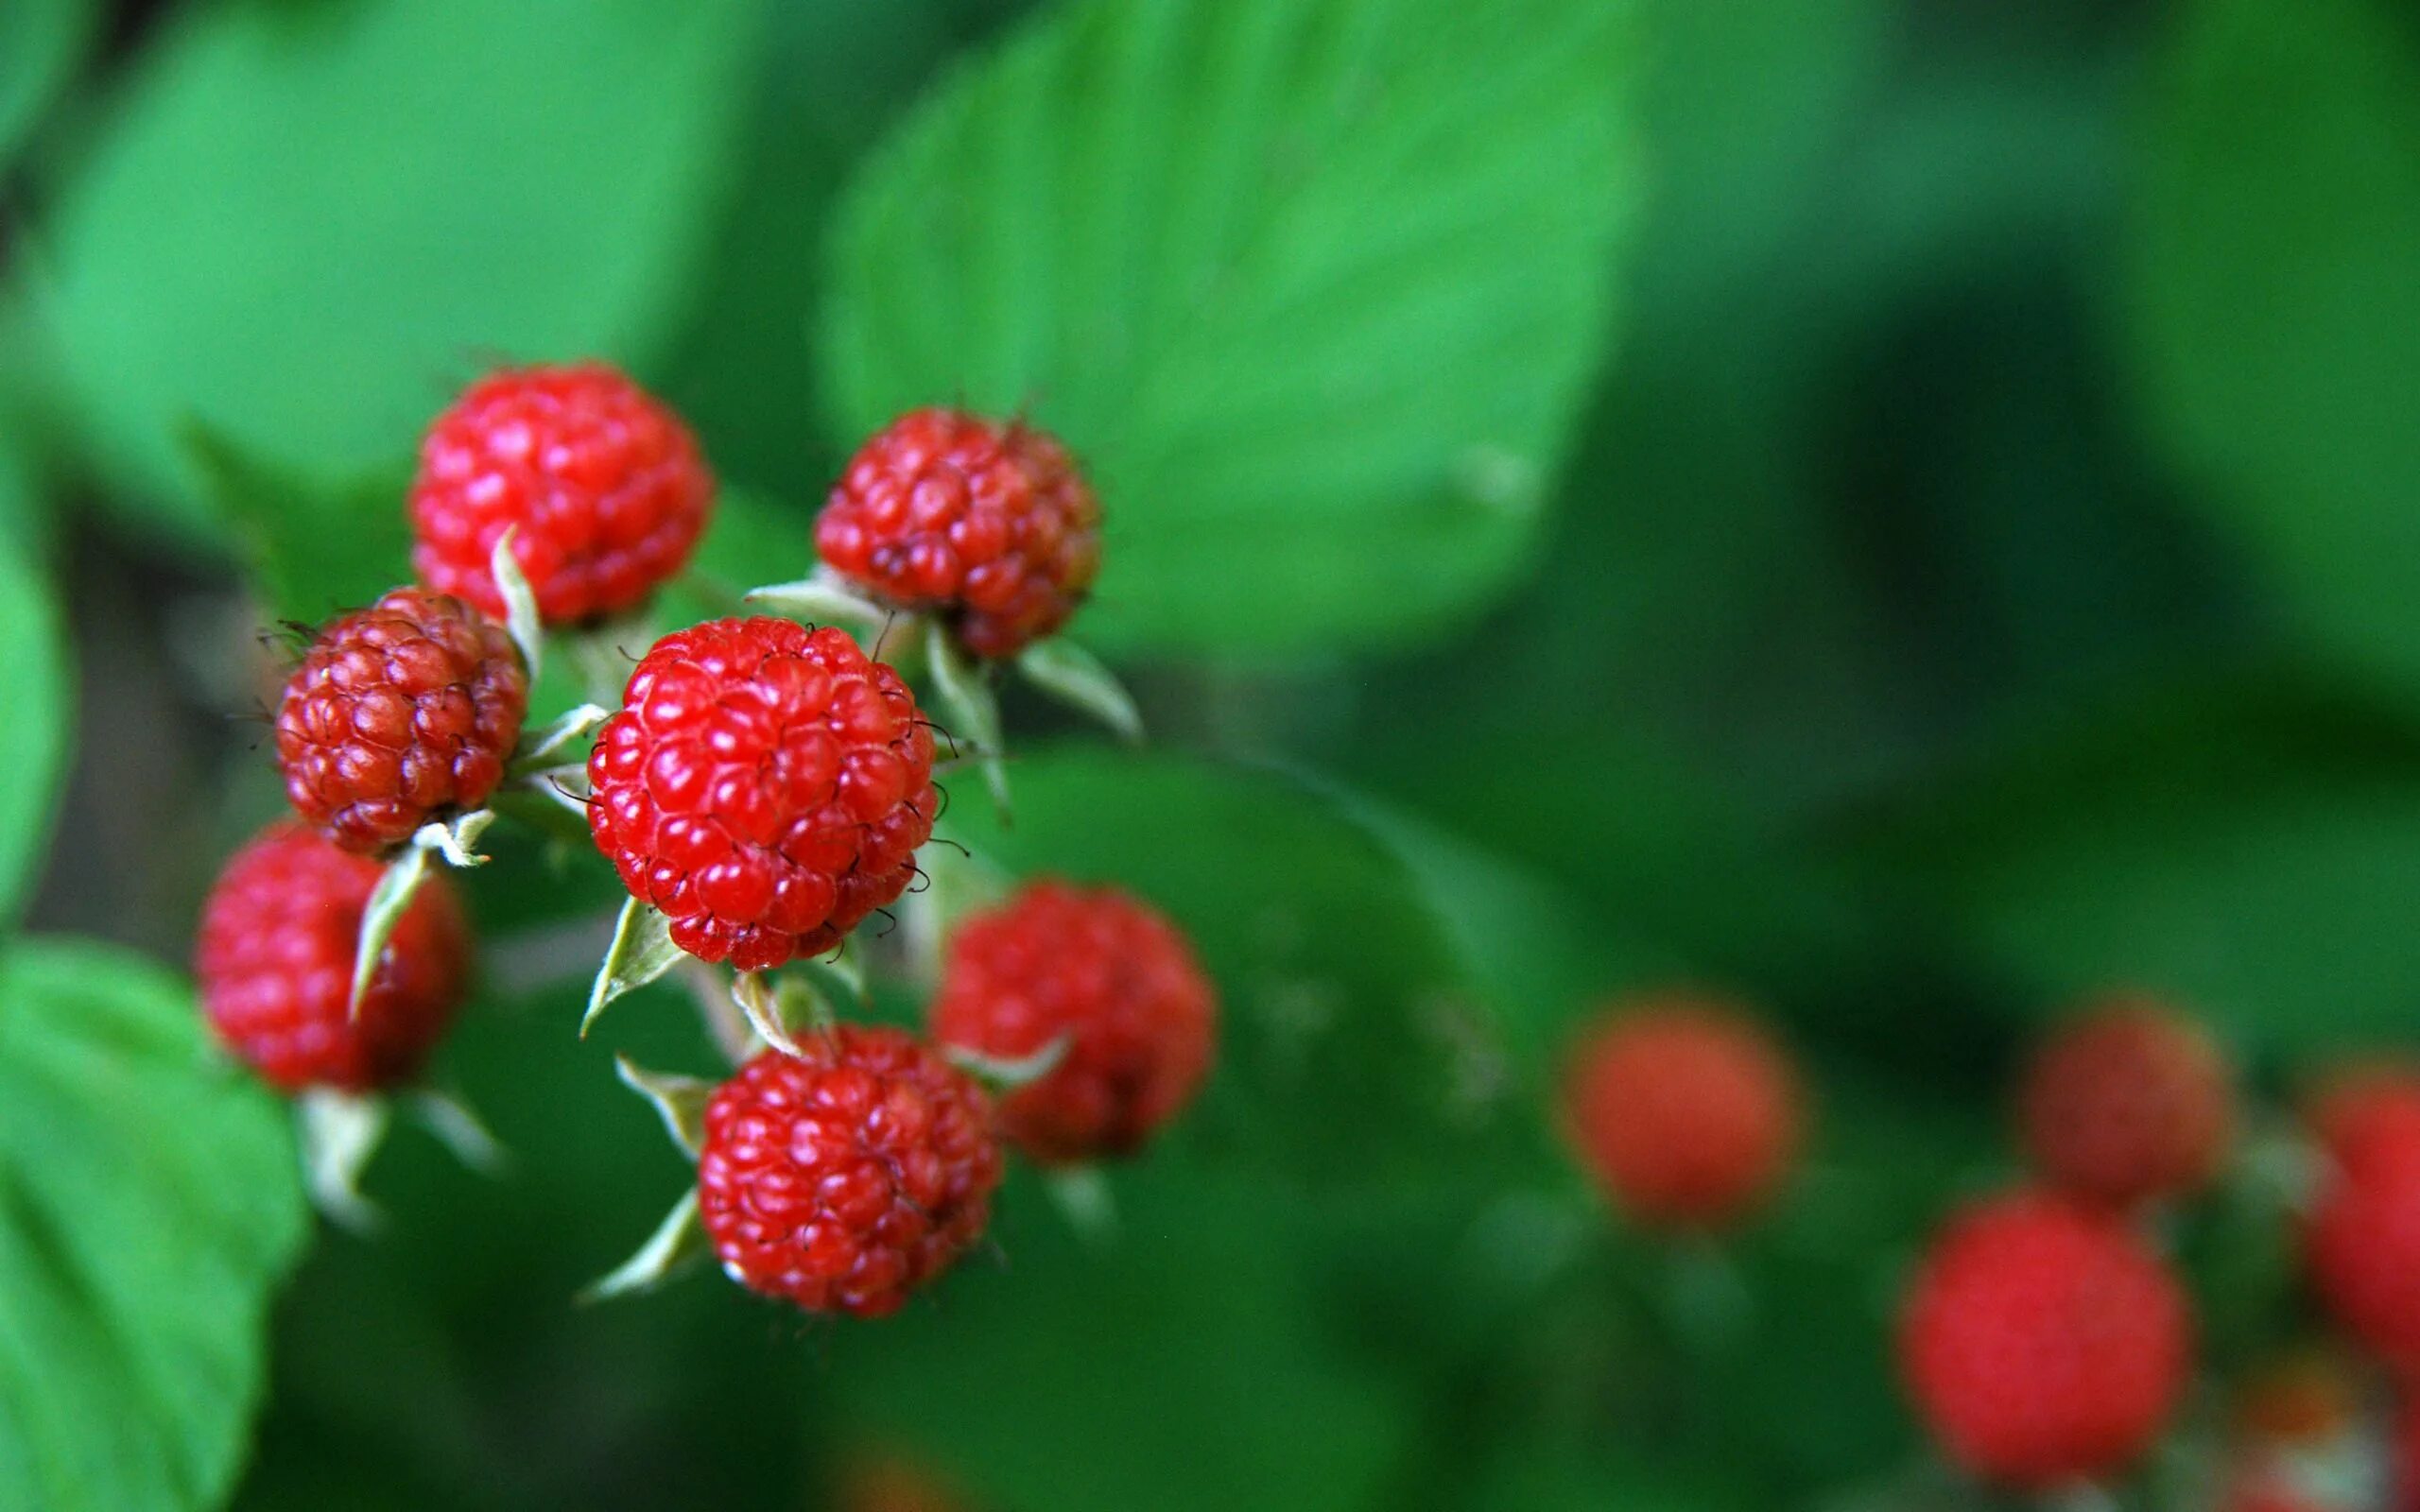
[
  {"left": 410, "top": 361, "right": 714, "bottom": 625},
  {"left": 2306, "top": 1074, "right": 2420, "bottom": 1369},
  {"left": 196, "top": 821, "right": 470, "bottom": 1092},
  {"left": 586, "top": 617, "right": 935, "bottom": 971},
  {"left": 1898, "top": 1191, "right": 2193, "bottom": 1487},
  {"left": 838, "top": 1453, "right": 978, "bottom": 1512},
  {"left": 1560, "top": 996, "right": 1804, "bottom": 1229},
  {"left": 275, "top": 587, "right": 527, "bottom": 853},
  {"left": 931, "top": 879, "right": 1217, "bottom": 1164},
  {"left": 697, "top": 1027, "right": 1001, "bottom": 1318},
  {"left": 2017, "top": 995, "right": 2236, "bottom": 1209},
  {"left": 815, "top": 407, "right": 1101, "bottom": 658}
]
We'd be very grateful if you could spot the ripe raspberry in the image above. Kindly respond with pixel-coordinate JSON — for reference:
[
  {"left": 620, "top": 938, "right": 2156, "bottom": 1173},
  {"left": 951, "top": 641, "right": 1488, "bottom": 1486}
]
[
  {"left": 930, "top": 879, "right": 1217, "bottom": 1164},
  {"left": 410, "top": 362, "right": 714, "bottom": 625},
  {"left": 1898, "top": 1192, "right": 2193, "bottom": 1487},
  {"left": 1559, "top": 997, "right": 1803, "bottom": 1228},
  {"left": 195, "top": 821, "right": 470, "bottom": 1092},
  {"left": 2305, "top": 1074, "right": 2420, "bottom": 1368},
  {"left": 696, "top": 1027, "right": 1001, "bottom": 1318},
  {"left": 275, "top": 587, "right": 528, "bottom": 853},
  {"left": 586, "top": 617, "right": 935, "bottom": 971},
  {"left": 2016, "top": 996, "right": 2236, "bottom": 1209},
  {"left": 815, "top": 407, "right": 1101, "bottom": 658}
]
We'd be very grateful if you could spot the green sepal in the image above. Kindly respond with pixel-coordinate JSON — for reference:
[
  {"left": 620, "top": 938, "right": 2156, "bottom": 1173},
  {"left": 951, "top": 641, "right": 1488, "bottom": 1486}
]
[{"left": 583, "top": 897, "right": 683, "bottom": 1036}]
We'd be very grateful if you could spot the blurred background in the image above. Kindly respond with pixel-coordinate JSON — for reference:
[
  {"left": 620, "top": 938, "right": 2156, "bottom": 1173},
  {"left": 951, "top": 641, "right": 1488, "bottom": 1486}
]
[{"left": 0, "top": 0, "right": 2413, "bottom": 1506}]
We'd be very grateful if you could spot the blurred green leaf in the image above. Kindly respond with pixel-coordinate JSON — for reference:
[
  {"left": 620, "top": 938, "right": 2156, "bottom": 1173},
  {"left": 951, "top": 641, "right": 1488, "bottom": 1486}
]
[
  {"left": 0, "top": 518, "right": 66, "bottom": 926},
  {"left": 823, "top": 0, "right": 1639, "bottom": 656},
  {"left": 0, "top": 0, "right": 91, "bottom": 170},
  {"left": 0, "top": 938, "right": 308, "bottom": 1511},
  {"left": 2128, "top": 0, "right": 2420, "bottom": 682},
  {"left": 185, "top": 426, "right": 411, "bottom": 626},
  {"left": 1845, "top": 672, "right": 2420, "bottom": 1057},
  {"left": 942, "top": 748, "right": 1614, "bottom": 1169},
  {"left": 38, "top": 0, "right": 762, "bottom": 532},
  {"left": 831, "top": 1158, "right": 1411, "bottom": 1512}
]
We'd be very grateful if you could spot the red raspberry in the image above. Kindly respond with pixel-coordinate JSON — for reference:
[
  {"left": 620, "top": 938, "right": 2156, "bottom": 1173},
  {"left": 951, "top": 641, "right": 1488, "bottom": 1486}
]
[
  {"left": 1898, "top": 1191, "right": 2193, "bottom": 1487},
  {"left": 2306, "top": 1074, "right": 2420, "bottom": 1368},
  {"left": 930, "top": 879, "right": 1217, "bottom": 1164},
  {"left": 815, "top": 407, "right": 1102, "bottom": 658},
  {"left": 195, "top": 821, "right": 471, "bottom": 1092},
  {"left": 1559, "top": 997, "right": 1804, "bottom": 1228},
  {"left": 410, "top": 362, "right": 715, "bottom": 625},
  {"left": 586, "top": 617, "right": 935, "bottom": 971},
  {"left": 696, "top": 1027, "right": 1002, "bottom": 1318},
  {"left": 2016, "top": 996, "right": 2236, "bottom": 1209},
  {"left": 275, "top": 587, "right": 528, "bottom": 854}
]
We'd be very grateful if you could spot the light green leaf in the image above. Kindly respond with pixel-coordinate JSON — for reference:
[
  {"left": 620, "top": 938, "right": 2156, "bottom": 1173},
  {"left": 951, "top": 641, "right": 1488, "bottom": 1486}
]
[
  {"left": 40, "top": 0, "right": 762, "bottom": 532},
  {"left": 0, "top": 0, "right": 92, "bottom": 170},
  {"left": 182, "top": 425, "right": 411, "bottom": 626},
  {"left": 823, "top": 0, "right": 1638, "bottom": 655},
  {"left": 0, "top": 524, "right": 67, "bottom": 927},
  {"left": 0, "top": 938, "right": 309, "bottom": 1511},
  {"left": 2127, "top": 0, "right": 2420, "bottom": 682},
  {"left": 1015, "top": 637, "right": 1143, "bottom": 744}
]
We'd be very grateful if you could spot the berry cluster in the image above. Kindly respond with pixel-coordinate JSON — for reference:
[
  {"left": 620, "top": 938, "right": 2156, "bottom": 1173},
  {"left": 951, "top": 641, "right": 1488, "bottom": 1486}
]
[{"left": 197, "top": 363, "right": 1201, "bottom": 1318}]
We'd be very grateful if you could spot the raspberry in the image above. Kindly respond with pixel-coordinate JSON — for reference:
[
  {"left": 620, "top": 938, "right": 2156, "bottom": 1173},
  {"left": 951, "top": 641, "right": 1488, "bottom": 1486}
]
[
  {"left": 1559, "top": 997, "right": 1804, "bottom": 1228},
  {"left": 586, "top": 617, "right": 935, "bottom": 971},
  {"left": 2016, "top": 996, "right": 2236, "bottom": 1209},
  {"left": 195, "top": 821, "right": 470, "bottom": 1092},
  {"left": 815, "top": 407, "right": 1101, "bottom": 658},
  {"left": 2305, "top": 1074, "right": 2420, "bottom": 1368},
  {"left": 930, "top": 879, "right": 1217, "bottom": 1164},
  {"left": 1898, "top": 1192, "right": 2193, "bottom": 1487},
  {"left": 410, "top": 361, "right": 715, "bottom": 625},
  {"left": 696, "top": 1027, "right": 1002, "bottom": 1318},
  {"left": 275, "top": 587, "right": 528, "bottom": 854}
]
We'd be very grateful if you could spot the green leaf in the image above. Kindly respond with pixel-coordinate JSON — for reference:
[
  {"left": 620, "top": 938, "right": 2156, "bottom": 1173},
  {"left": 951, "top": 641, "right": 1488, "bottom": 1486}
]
[
  {"left": 40, "top": 0, "right": 762, "bottom": 532},
  {"left": 2127, "top": 0, "right": 2420, "bottom": 683},
  {"left": 1846, "top": 673, "right": 2420, "bottom": 1057},
  {"left": 0, "top": 525, "right": 67, "bottom": 928},
  {"left": 0, "top": 0, "right": 92, "bottom": 170},
  {"left": 183, "top": 426, "right": 410, "bottom": 625},
  {"left": 823, "top": 0, "right": 1639, "bottom": 656},
  {"left": 830, "top": 1158, "right": 1412, "bottom": 1512},
  {"left": 0, "top": 938, "right": 309, "bottom": 1511}
]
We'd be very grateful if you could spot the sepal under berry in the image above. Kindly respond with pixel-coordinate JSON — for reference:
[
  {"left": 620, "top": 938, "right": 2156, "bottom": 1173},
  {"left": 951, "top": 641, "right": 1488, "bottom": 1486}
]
[
  {"left": 509, "top": 702, "right": 610, "bottom": 780},
  {"left": 615, "top": 1054, "right": 712, "bottom": 1158},
  {"left": 299, "top": 1088, "right": 390, "bottom": 1233},
  {"left": 581, "top": 1191, "right": 710, "bottom": 1303},
  {"left": 490, "top": 526, "right": 545, "bottom": 681},
  {"left": 943, "top": 1034, "right": 1073, "bottom": 1093},
  {"left": 743, "top": 570, "right": 891, "bottom": 637},
  {"left": 348, "top": 812, "right": 493, "bottom": 1017},
  {"left": 1016, "top": 637, "right": 1143, "bottom": 745},
  {"left": 925, "top": 621, "right": 1011, "bottom": 817},
  {"left": 584, "top": 897, "right": 683, "bottom": 1036}
]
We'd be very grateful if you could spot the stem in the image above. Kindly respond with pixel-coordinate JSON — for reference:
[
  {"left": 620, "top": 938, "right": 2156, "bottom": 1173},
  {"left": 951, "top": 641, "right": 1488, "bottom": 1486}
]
[{"left": 681, "top": 960, "right": 754, "bottom": 1066}]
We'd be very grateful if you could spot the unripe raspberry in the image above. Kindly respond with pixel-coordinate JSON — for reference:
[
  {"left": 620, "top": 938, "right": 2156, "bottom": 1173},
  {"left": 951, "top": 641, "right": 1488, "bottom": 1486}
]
[
  {"left": 195, "top": 821, "right": 471, "bottom": 1092},
  {"left": 815, "top": 407, "right": 1101, "bottom": 658},
  {"left": 2017, "top": 996, "right": 2236, "bottom": 1209},
  {"left": 1559, "top": 997, "right": 1803, "bottom": 1228},
  {"left": 697, "top": 1028, "right": 1001, "bottom": 1318},
  {"left": 410, "top": 361, "right": 715, "bottom": 625},
  {"left": 275, "top": 587, "right": 528, "bottom": 854},
  {"left": 1898, "top": 1192, "right": 2193, "bottom": 1487},
  {"left": 931, "top": 879, "right": 1217, "bottom": 1164},
  {"left": 586, "top": 617, "right": 935, "bottom": 971},
  {"left": 2305, "top": 1074, "right": 2420, "bottom": 1368}
]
